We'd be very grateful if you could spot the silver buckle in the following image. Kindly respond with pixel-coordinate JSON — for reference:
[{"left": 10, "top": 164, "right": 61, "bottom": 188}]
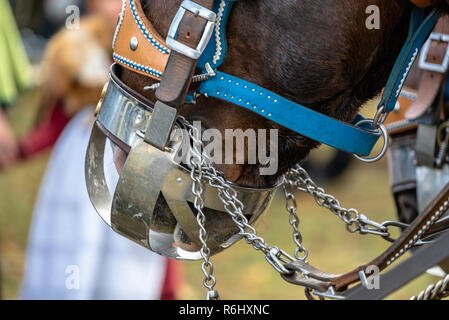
[
  {"left": 166, "top": 0, "right": 216, "bottom": 60},
  {"left": 419, "top": 32, "right": 449, "bottom": 73}
]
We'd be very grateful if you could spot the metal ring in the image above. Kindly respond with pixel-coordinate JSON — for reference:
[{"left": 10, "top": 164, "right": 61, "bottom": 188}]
[
  {"left": 380, "top": 221, "right": 408, "bottom": 243},
  {"left": 353, "top": 120, "right": 389, "bottom": 163}
]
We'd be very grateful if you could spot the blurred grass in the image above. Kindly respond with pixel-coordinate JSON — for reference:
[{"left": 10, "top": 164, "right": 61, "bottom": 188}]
[
  {"left": 0, "top": 95, "right": 442, "bottom": 300},
  {"left": 0, "top": 89, "right": 51, "bottom": 299}
]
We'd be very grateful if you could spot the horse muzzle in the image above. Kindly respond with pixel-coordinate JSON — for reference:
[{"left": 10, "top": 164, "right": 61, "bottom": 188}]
[{"left": 85, "top": 65, "right": 278, "bottom": 260}]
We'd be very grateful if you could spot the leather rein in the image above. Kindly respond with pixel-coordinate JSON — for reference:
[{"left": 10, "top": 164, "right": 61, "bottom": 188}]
[{"left": 110, "top": 0, "right": 449, "bottom": 298}]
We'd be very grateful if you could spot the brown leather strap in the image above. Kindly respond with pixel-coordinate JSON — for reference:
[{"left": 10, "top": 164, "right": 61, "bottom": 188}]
[
  {"left": 281, "top": 181, "right": 449, "bottom": 293},
  {"left": 385, "top": 17, "right": 449, "bottom": 134},
  {"left": 156, "top": 0, "right": 215, "bottom": 107},
  {"left": 425, "top": 215, "right": 449, "bottom": 237},
  {"left": 384, "top": 88, "right": 418, "bottom": 135},
  {"left": 405, "top": 17, "right": 449, "bottom": 120}
]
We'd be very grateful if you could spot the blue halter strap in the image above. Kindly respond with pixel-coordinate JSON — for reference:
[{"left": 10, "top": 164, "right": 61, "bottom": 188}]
[
  {"left": 193, "top": 1, "right": 439, "bottom": 157},
  {"left": 379, "top": 9, "right": 438, "bottom": 114}
]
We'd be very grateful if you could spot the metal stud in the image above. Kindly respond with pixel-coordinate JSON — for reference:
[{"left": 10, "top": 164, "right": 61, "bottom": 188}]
[{"left": 130, "top": 37, "right": 139, "bottom": 51}]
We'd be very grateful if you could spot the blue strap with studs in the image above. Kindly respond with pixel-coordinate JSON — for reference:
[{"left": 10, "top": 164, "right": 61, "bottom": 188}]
[{"left": 198, "top": 71, "right": 379, "bottom": 156}]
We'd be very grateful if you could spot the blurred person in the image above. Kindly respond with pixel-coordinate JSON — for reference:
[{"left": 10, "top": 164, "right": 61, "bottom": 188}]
[
  {"left": 0, "top": 0, "right": 32, "bottom": 168},
  {"left": 20, "top": 0, "right": 182, "bottom": 300},
  {"left": 15, "top": 0, "right": 122, "bottom": 159},
  {"left": 4, "top": 0, "right": 123, "bottom": 162},
  {"left": 0, "top": 109, "right": 18, "bottom": 169}
]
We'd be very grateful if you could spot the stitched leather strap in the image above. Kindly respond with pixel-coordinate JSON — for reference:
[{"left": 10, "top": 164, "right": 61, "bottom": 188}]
[
  {"left": 332, "top": 181, "right": 449, "bottom": 291},
  {"left": 281, "top": 181, "right": 449, "bottom": 293},
  {"left": 113, "top": 0, "right": 169, "bottom": 80},
  {"left": 344, "top": 227, "right": 449, "bottom": 300},
  {"left": 379, "top": 9, "right": 438, "bottom": 114},
  {"left": 405, "top": 17, "right": 449, "bottom": 120},
  {"left": 385, "top": 17, "right": 449, "bottom": 134}
]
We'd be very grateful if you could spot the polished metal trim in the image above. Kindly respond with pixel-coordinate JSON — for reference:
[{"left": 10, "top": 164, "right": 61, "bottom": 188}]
[{"left": 86, "top": 70, "right": 280, "bottom": 260}]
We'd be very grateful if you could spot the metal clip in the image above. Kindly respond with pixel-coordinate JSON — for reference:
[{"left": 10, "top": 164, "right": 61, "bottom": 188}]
[
  {"left": 381, "top": 221, "right": 432, "bottom": 246},
  {"left": 358, "top": 214, "right": 390, "bottom": 237},
  {"left": 372, "top": 104, "right": 388, "bottom": 129},
  {"left": 265, "top": 247, "right": 295, "bottom": 275}
]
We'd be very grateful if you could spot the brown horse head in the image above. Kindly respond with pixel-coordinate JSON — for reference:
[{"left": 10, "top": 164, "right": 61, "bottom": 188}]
[
  {"left": 102, "top": 0, "right": 449, "bottom": 253},
  {"left": 117, "top": 0, "right": 449, "bottom": 189}
]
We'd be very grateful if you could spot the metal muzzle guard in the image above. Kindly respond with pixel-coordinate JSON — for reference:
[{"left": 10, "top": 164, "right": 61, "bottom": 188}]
[{"left": 85, "top": 66, "right": 277, "bottom": 260}]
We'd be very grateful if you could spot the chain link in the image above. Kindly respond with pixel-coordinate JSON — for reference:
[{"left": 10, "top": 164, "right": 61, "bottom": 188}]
[
  {"left": 283, "top": 178, "right": 308, "bottom": 261},
  {"left": 181, "top": 118, "right": 403, "bottom": 300},
  {"left": 180, "top": 117, "right": 297, "bottom": 284},
  {"left": 285, "top": 164, "right": 392, "bottom": 239},
  {"left": 186, "top": 119, "right": 219, "bottom": 300}
]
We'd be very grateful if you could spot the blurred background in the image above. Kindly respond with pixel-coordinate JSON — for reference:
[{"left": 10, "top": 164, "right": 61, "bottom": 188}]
[{"left": 0, "top": 0, "right": 442, "bottom": 300}]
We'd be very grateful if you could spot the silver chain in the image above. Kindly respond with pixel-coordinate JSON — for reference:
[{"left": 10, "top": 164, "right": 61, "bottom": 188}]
[
  {"left": 181, "top": 118, "right": 388, "bottom": 300},
  {"left": 181, "top": 118, "right": 415, "bottom": 300},
  {"left": 286, "top": 165, "right": 393, "bottom": 239},
  {"left": 181, "top": 117, "right": 297, "bottom": 293},
  {"left": 283, "top": 178, "right": 308, "bottom": 261},
  {"left": 186, "top": 119, "right": 220, "bottom": 300}
]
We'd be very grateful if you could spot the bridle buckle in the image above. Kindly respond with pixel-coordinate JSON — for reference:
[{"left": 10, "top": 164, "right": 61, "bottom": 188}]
[
  {"left": 166, "top": 0, "right": 216, "bottom": 59},
  {"left": 419, "top": 32, "right": 449, "bottom": 73}
]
